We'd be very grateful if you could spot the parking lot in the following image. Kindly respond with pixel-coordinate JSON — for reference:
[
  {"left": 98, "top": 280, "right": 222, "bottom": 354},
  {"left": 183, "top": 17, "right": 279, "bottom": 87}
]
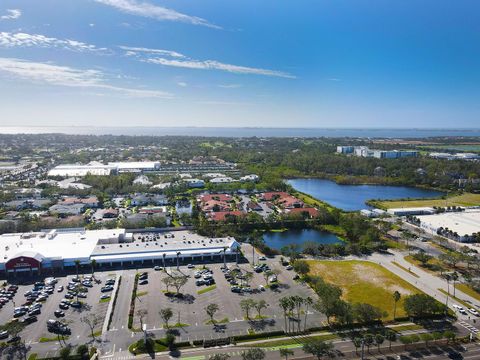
[
  {"left": 131, "top": 254, "right": 323, "bottom": 342},
  {"left": 0, "top": 271, "right": 115, "bottom": 353}
]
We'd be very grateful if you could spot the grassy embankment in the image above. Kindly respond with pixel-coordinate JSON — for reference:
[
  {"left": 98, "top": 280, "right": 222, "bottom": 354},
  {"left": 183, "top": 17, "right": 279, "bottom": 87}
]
[
  {"left": 372, "top": 193, "right": 480, "bottom": 209},
  {"left": 306, "top": 260, "right": 422, "bottom": 321}
]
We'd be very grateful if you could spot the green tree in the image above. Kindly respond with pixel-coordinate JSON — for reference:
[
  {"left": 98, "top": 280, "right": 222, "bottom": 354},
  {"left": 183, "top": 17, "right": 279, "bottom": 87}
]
[
  {"left": 240, "top": 299, "right": 256, "bottom": 320},
  {"left": 385, "top": 330, "right": 397, "bottom": 349},
  {"left": 393, "top": 291, "right": 401, "bottom": 321},
  {"left": 279, "top": 348, "right": 294, "bottom": 360},
  {"left": 375, "top": 334, "right": 385, "bottom": 351},
  {"left": 160, "top": 308, "right": 173, "bottom": 329},
  {"left": 292, "top": 260, "right": 310, "bottom": 277},
  {"left": 399, "top": 335, "right": 412, "bottom": 350},
  {"left": 363, "top": 333, "right": 374, "bottom": 353},
  {"left": 303, "top": 340, "right": 334, "bottom": 359},
  {"left": 254, "top": 299, "right": 267, "bottom": 319},
  {"left": 420, "top": 333, "right": 433, "bottom": 346},
  {"left": 241, "top": 348, "right": 266, "bottom": 360},
  {"left": 209, "top": 355, "right": 231, "bottom": 360},
  {"left": 59, "top": 346, "right": 72, "bottom": 360},
  {"left": 76, "top": 344, "right": 89, "bottom": 358},
  {"left": 205, "top": 303, "right": 219, "bottom": 325},
  {"left": 165, "top": 333, "right": 176, "bottom": 350}
]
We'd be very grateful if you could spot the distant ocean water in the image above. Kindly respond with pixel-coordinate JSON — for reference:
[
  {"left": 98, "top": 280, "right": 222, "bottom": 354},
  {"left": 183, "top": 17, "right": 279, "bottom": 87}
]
[{"left": 0, "top": 126, "right": 479, "bottom": 138}]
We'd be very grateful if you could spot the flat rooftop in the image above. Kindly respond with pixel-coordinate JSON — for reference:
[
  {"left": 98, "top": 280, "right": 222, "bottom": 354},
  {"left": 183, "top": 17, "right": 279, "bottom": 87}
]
[
  {"left": 0, "top": 229, "right": 125, "bottom": 264},
  {"left": 417, "top": 209, "right": 480, "bottom": 236},
  {"left": 92, "top": 230, "right": 237, "bottom": 258}
]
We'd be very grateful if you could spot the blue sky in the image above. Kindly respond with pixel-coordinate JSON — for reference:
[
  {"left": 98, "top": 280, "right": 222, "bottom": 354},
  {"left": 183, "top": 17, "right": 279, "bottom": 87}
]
[{"left": 0, "top": 0, "right": 479, "bottom": 128}]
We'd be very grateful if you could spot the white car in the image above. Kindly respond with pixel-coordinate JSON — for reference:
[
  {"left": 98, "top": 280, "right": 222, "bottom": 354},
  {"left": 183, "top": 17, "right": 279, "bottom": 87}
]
[
  {"left": 259, "top": 256, "right": 267, "bottom": 261},
  {"left": 468, "top": 308, "right": 479, "bottom": 316},
  {"left": 187, "top": 264, "right": 195, "bottom": 269}
]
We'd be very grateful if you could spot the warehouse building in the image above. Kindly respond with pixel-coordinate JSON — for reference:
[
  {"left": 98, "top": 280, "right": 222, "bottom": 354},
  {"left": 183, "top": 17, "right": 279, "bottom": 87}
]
[{"left": 0, "top": 228, "right": 239, "bottom": 276}]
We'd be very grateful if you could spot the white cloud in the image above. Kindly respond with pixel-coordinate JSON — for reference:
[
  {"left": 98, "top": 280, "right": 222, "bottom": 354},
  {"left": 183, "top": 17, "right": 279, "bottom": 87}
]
[
  {"left": 177, "top": 81, "right": 187, "bottom": 87},
  {"left": 144, "top": 58, "right": 296, "bottom": 79},
  {"left": 0, "top": 57, "right": 172, "bottom": 98},
  {"left": 1, "top": 9, "right": 21, "bottom": 20},
  {"left": 119, "top": 46, "right": 184, "bottom": 58},
  {"left": 0, "top": 32, "right": 108, "bottom": 53},
  {"left": 94, "top": 0, "right": 220, "bottom": 29}
]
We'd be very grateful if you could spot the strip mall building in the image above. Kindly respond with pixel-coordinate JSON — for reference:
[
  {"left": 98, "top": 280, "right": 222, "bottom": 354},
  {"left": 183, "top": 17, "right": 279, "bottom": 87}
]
[{"left": 0, "top": 228, "right": 239, "bottom": 277}]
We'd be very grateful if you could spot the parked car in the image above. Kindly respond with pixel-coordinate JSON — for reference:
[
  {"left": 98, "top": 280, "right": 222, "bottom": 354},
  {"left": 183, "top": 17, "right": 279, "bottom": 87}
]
[
  {"left": 54, "top": 310, "right": 65, "bottom": 317},
  {"left": 0, "top": 331, "right": 8, "bottom": 339},
  {"left": 57, "top": 286, "right": 64, "bottom": 292},
  {"left": 286, "top": 265, "right": 293, "bottom": 270},
  {"left": 100, "top": 294, "right": 111, "bottom": 300},
  {"left": 154, "top": 266, "right": 162, "bottom": 271},
  {"left": 138, "top": 279, "right": 148, "bottom": 285},
  {"left": 22, "top": 315, "right": 37, "bottom": 324},
  {"left": 101, "top": 286, "right": 114, "bottom": 292},
  {"left": 187, "top": 264, "right": 195, "bottom": 269}
]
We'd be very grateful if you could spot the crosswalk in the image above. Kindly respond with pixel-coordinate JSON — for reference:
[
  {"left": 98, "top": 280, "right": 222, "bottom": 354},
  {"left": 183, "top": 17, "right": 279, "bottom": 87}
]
[{"left": 459, "top": 320, "right": 479, "bottom": 334}]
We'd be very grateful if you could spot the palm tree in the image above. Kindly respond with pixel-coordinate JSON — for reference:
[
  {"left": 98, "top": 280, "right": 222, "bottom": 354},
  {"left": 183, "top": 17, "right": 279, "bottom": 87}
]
[
  {"left": 162, "top": 253, "right": 166, "bottom": 269},
  {"left": 223, "top": 247, "right": 227, "bottom": 269},
  {"left": 90, "top": 259, "right": 96, "bottom": 277},
  {"left": 292, "top": 296, "right": 304, "bottom": 332},
  {"left": 393, "top": 291, "right": 401, "bottom": 321},
  {"left": 235, "top": 244, "right": 240, "bottom": 265},
  {"left": 451, "top": 272, "right": 459, "bottom": 297},
  {"left": 74, "top": 260, "right": 80, "bottom": 280},
  {"left": 303, "top": 296, "right": 313, "bottom": 331},
  {"left": 279, "top": 297, "right": 290, "bottom": 333}
]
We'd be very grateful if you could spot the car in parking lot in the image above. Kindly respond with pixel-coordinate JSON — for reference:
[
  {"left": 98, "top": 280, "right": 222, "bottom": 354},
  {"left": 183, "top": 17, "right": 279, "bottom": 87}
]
[
  {"left": 70, "top": 301, "right": 82, "bottom": 308},
  {"left": 101, "top": 285, "right": 114, "bottom": 292},
  {"left": 154, "top": 266, "right": 162, "bottom": 271},
  {"left": 22, "top": 315, "right": 37, "bottom": 324},
  {"left": 0, "top": 331, "right": 8, "bottom": 339},
  {"left": 57, "top": 286, "right": 64, "bottom": 292},
  {"left": 138, "top": 279, "right": 148, "bottom": 285},
  {"left": 59, "top": 303, "right": 69, "bottom": 310},
  {"left": 196, "top": 279, "right": 205, "bottom": 286},
  {"left": 28, "top": 308, "right": 41, "bottom": 316},
  {"left": 258, "top": 256, "right": 267, "bottom": 261},
  {"left": 187, "top": 264, "right": 195, "bottom": 269},
  {"left": 459, "top": 308, "right": 468, "bottom": 315},
  {"left": 100, "top": 294, "right": 111, "bottom": 300},
  {"left": 6, "top": 336, "right": 21, "bottom": 344},
  {"left": 105, "top": 279, "right": 115, "bottom": 286},
  {"left": 286, "top": 265, "right": 293, "bottom": 270},
  {"left": 231, "top": 286, "right": 241, "bottom": 293},
  {"left": 54, "top": 310, "right": 65, "bottom": 317}
]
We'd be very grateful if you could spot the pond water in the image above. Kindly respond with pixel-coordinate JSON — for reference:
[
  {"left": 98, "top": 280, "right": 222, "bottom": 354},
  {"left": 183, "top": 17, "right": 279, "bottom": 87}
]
[
  {"left": 287, "top": 178, "right": 443, "bottom": 211},
  {"left": 263, "top": 229, "right": 342, "bottom": 250}
]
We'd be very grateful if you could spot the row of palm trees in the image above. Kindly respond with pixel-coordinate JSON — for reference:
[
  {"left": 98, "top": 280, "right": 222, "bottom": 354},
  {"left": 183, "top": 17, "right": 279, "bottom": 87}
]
[{"left": 278, "top": 295, "right": 314, "bottom": 333}]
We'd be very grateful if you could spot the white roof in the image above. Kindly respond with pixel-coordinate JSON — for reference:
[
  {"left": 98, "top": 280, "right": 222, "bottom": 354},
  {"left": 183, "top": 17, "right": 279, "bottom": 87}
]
[
  {"left": 417, "top": 210, "right": 480, "bottom": 236},
  {"left": 0, "top": 229, "right": 125, "bottom": 264},
  {"left": 109, "top": 162, "right": 159, "bottom": 170}
]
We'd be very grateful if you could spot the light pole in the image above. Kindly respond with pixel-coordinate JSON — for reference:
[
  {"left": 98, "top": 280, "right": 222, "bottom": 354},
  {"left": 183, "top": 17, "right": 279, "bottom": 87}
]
[{"left": 176, "top": 252, "right": 181, "bottom": 270}]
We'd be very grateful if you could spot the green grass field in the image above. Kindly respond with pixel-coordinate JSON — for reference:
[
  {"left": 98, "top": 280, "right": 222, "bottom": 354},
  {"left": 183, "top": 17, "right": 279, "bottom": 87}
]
[
  {"left": 456, "top": 284, "right": 480, "bottom": 302},
  {"left": 306, "top": 260, "right": 422, "bottom": 320},
  {"left": 375, "top": 193, "right": 480, "bottom": 209}
]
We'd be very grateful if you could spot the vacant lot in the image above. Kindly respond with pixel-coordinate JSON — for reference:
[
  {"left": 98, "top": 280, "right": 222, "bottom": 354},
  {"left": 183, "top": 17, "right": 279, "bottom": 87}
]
[
  {"left": 375, "top": 193, "right": 480, "bottom": 209},
  {"left": 306, "top": 260, "right": 421, "bottom": 320}
]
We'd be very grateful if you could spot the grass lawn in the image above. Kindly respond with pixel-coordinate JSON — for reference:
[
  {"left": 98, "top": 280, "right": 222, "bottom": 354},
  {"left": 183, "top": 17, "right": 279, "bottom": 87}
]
[
  {"left": 456, "top": 284, "right": 480, "bottom": 302},
  {"left": 306, "top": 260, "right": 422, "bottom": 320},
  {"left": 197, "top": 284, "right": 217, "bottom": 295},
  {"left": 404, "top": 255, "right": 445, "bottom": 274},
  {"left": 205, "top": 317, "right": 229, "bottom": 325},
  {"left": 39, "top": 335, "right": 69, "bottom": 343},
  {"left": 375, "top": 193, "right": 480, "bottom": 209},
  {"left": 250, "top": 333, "right": 337, "bottom": 348},
  {"left": 99, "top": 297, "right": 111, "bottom": 303},
  {"left": 136, "top": 291, "right": 148, "bottom": 297}
]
